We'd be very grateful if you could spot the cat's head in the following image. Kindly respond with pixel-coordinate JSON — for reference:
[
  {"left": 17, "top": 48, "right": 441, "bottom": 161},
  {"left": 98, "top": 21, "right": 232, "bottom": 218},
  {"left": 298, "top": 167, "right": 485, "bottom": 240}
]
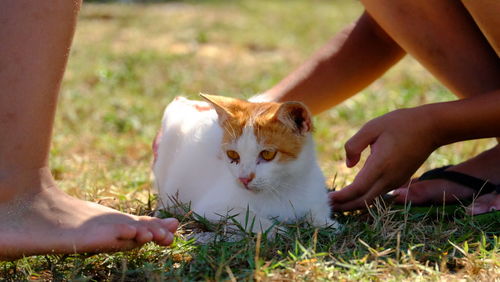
[{"left": 201, "top": 94, "right": 314, "bottom": 193}]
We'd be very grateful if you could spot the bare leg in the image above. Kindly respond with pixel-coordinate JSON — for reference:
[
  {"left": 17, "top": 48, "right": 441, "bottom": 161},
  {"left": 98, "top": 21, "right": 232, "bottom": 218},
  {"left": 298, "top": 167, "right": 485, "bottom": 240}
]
[
  {"left": 256, "top": 12, "right": 405, "bottom": 114},
  {"left": 360, "top": 0, "right": 500, "bottom": 212},
  {"left": 0, "top": 0, "right": 177, "bottom": 260},
  {"left": 361, "top": 0, "right": 500, "bottom": 97}
]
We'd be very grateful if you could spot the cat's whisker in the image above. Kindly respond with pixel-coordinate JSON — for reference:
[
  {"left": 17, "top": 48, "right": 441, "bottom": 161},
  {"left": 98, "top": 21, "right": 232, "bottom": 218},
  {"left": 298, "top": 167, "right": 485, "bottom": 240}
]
[{"left": 262, "top": 181, "right": 282, "bottom": 199}]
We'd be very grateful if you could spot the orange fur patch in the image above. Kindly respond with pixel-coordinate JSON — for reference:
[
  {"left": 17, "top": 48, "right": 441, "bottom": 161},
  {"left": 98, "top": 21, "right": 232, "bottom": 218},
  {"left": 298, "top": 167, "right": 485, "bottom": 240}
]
[{"left": 210, "top": 97, "right": 308, "bottom": 162}]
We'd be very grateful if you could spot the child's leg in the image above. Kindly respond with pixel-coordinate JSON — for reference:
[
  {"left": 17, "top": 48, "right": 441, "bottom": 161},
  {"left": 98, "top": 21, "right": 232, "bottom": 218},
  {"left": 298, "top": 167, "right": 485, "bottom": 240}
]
[
  {"left": 461, "top": 0, "right": 500, "bottom": 56},
  {"left": 360, "top": 0, "right": 500, "bottom": 210},
  {"left": 257, "top": 12, "right": 405, "bottom": 114},
  {"left": 0, "top": 0, "right": 177, "bottom": 260},
  {"left": 361, "top": 0, "right": 500, "bottom": 97}
]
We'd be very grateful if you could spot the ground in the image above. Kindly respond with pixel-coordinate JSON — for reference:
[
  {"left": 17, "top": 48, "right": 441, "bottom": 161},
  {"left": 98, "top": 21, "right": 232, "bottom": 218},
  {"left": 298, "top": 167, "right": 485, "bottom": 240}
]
[{"left": 1, "top": 0, "right": 498, "bottom": 280}]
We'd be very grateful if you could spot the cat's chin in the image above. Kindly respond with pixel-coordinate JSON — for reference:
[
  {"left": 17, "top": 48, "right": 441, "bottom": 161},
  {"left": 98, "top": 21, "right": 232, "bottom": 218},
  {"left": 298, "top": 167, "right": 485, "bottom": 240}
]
[
  {"left": 232, "top": 179, "right": 262, "bottom": 193},
  {"left": 239, "top": 185, "right": 262, "bottom": 193}
]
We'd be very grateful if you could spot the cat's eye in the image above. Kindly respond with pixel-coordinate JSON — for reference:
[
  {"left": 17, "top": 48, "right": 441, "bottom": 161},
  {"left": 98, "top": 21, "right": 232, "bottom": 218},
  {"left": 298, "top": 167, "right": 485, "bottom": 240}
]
[
  {"left": 226, "top": 150, "right": 240, "bottom": 163},
  {"left": 260, "top": 150, "right": 277, "bottom": 161}
]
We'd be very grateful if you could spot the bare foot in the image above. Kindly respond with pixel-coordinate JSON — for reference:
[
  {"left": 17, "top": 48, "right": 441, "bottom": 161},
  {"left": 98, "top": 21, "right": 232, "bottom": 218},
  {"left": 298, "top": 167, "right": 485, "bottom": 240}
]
[
  {"left": 392, "top": 145, "right": 500, "bottom": 214},
  {"left": 0, "top": 167, "right": 178, "bottom": 261}
]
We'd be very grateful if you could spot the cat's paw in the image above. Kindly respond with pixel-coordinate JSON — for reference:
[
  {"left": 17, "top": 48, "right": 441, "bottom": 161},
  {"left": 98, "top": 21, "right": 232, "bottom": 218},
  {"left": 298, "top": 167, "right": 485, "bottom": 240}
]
[
  {"left": 263, "top": 224, "right": 288, "bottom": 240},
  {"left": 325, "top": 219, "right": 342, "bottom": 233},
  {"left": 311, "top": 216, "right": 342, "bottom": 232},
  {"left": 250, "top": 217, "right": 276, "bottom": 234}
]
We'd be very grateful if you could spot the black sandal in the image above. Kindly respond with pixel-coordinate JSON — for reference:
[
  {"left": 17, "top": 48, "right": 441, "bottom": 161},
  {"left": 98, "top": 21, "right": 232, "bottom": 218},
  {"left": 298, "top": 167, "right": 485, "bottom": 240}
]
[
  {"left": 417, "top": 165, "right": 500, "bottom": 196},
  {"left": 384, "top": 166, "right": 500, "bottom": 221}
]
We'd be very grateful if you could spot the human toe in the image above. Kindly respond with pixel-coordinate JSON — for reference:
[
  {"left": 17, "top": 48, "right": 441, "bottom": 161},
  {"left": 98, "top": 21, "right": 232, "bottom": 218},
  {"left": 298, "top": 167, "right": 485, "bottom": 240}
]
[
  {"left": 161, "top": 218, "right": 179, "bottom": 233},
  {"left": 157, "top": 232, "right": 175, "bottom": 246},
  {"left": 149, "top": 218, "right": 178, "bottom": 243},
  {"left": 115, "top": 223, "right": 137, "bottom": 241},
  {"left": 466, "top": 203, "right": 491, "bottom": 215},
  {"left": 466, "top": 193, "right": 499, "bottom": 215},
  {"left": 135, "top": 226, "right": 154, "bottom": 244},
  {"left": 392, "top": 188, "right": 410, "bottom": 204},
  {"left": 393, "top": 181, "right": 440, "bottom": 205}
]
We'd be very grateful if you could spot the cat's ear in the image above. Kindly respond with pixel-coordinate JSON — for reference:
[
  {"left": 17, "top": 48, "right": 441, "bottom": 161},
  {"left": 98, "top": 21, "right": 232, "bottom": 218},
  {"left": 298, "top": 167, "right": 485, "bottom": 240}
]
[
  {"left": 274, "top": 102, "right": 313, "bottom": 135},
  {"left": 200, "top": 94, "right": 236, "bottom": 123}
]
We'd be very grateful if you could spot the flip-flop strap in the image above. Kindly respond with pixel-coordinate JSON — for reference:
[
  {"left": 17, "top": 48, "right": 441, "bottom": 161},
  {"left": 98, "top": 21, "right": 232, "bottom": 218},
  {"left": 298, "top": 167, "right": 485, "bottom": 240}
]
[{"left": 419, "top": 165, "right": 499, "bottom": 196}]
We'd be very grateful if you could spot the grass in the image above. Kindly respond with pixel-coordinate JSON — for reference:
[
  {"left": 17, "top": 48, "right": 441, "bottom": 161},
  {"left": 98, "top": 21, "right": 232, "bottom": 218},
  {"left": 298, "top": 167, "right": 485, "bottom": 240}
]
[{"left": 1, "top": 0, "right": 499, "bottom": 280}]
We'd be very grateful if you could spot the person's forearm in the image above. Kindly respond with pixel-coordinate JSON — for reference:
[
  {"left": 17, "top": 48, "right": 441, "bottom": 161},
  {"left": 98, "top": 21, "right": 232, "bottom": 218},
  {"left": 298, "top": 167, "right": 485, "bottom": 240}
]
[
  {"left": 259, "top": 12, "right": 405, "bottom": 115},
  {"left": 427, "top": 90, "right": 500, "bottom": 147}
]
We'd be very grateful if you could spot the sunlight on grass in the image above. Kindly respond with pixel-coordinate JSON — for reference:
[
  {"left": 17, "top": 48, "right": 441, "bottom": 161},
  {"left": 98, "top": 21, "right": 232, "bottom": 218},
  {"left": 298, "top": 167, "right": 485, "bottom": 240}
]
[{"left": 1, "top": 0, "right": 498, "bottom": 280}]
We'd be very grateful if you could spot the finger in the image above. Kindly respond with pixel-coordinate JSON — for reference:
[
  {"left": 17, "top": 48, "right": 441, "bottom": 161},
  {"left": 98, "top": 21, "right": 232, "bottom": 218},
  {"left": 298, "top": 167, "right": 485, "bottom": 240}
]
[
  {"left": 331, "top": 150, "right": 385, "bottom": 205},
  {"left": 391, "top": 187, "right": 409, "bottom": 204},
  {"left": 333, "top": 178, "right": 389, "bottom": 211},
  {"left": 345, "top": 124, "right": 379, "bottom": 168},
  {"left": 391, "top": 177, "right": 414, "bottom": 203},
  {"left": 335, "top": 161, "right": 416, "bottom": 211}
]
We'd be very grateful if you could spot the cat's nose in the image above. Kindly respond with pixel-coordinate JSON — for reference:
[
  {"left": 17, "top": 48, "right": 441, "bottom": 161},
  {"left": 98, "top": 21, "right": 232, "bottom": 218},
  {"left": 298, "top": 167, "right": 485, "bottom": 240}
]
[{"left": 239, "top": 175, "right": 254, "bottom": 187}]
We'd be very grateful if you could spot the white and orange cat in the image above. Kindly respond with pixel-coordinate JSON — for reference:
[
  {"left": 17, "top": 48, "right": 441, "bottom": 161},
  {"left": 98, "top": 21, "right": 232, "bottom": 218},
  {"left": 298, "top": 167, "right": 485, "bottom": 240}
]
[{"left": 153, "top": 94, "right": 337, "bottom": 235}]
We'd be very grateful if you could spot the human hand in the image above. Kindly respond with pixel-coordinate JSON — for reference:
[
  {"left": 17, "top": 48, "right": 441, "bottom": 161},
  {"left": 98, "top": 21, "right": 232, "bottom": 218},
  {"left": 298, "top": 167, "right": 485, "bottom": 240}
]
[{"left": 330, "top": 107, "right": 440, "bottom": 211}]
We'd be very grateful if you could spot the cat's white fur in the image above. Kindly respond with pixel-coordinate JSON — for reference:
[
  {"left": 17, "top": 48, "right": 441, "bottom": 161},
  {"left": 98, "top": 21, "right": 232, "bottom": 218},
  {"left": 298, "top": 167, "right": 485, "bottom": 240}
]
[{"left": 153, "top": 96, "right": 337, "bottom": 235}]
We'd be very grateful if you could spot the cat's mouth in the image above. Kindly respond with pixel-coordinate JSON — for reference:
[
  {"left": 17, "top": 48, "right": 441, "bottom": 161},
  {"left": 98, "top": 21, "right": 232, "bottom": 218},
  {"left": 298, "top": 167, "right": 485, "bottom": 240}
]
[{"left": 239, "top": 183, "right": 261, "bottom": 193}]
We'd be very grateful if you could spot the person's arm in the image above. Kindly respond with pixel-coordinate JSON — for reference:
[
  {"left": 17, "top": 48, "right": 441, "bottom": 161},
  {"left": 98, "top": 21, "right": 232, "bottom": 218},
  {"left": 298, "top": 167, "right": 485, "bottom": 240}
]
[
  {"left": 330, "top": 89, "right": 500, "bottom": 211},
  {"left": 254, "top": 12, "right": 405, "bottom": 115}
]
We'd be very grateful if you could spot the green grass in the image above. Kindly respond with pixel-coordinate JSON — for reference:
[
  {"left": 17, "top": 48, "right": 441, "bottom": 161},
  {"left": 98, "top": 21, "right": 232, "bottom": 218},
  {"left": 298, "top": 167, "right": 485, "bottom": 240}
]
[{"left": 1, "top": 0, "right": 498, "bottom": 280}]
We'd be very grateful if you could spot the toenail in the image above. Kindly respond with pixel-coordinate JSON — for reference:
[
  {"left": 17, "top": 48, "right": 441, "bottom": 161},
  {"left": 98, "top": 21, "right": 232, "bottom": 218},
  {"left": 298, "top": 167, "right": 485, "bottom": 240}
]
[
  {"left": 158, "top": 228, "right": 166, "bottom": 237},
  {"left": 392, "top": 189, "right": 403, "bottom": 195},
  {"left": 167, "top": 232, "right": 174, "bottom": 242},
  {"left": 162, "top": 218, "right": 179, "bottom": 229},
  {"left": 162, "top": 218, "right": 178, "bottom": 224}
]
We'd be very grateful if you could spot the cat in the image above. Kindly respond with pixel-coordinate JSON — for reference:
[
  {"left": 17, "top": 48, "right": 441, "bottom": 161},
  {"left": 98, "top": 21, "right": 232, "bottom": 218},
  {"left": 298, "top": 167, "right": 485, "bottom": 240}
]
[{"left": 153, "top": 94, "right": 338, "bottom": 237}]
